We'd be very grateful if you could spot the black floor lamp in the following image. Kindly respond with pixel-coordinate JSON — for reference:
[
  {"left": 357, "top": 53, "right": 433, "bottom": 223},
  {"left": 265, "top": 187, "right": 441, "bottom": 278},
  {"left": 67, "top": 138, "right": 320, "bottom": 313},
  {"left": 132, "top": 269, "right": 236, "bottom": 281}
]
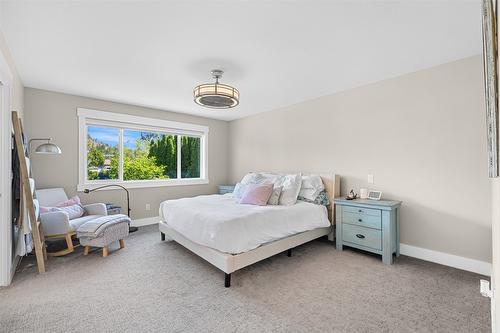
[{"left": 83, "top": 184, "right": 138, "bottom": 233}]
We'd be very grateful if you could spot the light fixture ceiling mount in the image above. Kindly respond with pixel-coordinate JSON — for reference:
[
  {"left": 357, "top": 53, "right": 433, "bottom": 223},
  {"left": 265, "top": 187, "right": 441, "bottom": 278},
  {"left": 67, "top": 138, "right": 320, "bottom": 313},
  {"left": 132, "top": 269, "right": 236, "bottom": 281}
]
[{"left": 194, "top": 69, "right": 239, "bottom": 109}]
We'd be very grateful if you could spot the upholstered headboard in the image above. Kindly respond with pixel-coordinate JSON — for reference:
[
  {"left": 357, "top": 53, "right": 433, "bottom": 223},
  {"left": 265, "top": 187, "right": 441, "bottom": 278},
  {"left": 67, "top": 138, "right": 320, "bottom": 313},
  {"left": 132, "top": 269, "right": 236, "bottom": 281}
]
[
  {"left": 241, "top": 171, "right": 341, "bottom": 224},
  {"left": 301, "top": 172, "right": 340, "bottom": 224}
]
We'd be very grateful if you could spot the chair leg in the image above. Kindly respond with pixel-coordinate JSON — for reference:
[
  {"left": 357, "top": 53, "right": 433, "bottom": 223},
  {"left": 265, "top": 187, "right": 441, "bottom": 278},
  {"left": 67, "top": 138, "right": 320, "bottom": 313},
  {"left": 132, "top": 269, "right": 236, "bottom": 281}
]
[
  {"left": 161, "top": 232, "right": 165, "bottom": 241},
  {"left": 66, "top": 233, "right": 74, "bottom": 252},
  {"left": 83, "top": 246, "right": 89, "bottom": 256},
  {"left": 102, "top": 246, "right": 109, "bottom": 257},
  {"left": 119, "top": 239, "right": 125, "bottom": 249},
  {"left": 47, "top": 233, "right": 76, "bottom": 257}
]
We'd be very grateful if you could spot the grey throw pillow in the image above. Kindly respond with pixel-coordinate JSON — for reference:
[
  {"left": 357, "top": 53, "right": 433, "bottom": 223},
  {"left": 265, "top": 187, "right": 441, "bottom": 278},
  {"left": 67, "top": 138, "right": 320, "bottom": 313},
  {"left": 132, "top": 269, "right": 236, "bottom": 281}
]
[
  {"left": 298, "top": 190, "right": 330, "bottom": 206},
  {"left": 267, "top": 186, "right": 282, "bottom": 205}
]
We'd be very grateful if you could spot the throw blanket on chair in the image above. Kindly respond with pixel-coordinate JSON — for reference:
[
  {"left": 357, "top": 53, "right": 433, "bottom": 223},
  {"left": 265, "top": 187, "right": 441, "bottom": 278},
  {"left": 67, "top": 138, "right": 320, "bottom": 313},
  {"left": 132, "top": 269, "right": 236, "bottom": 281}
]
[{"left": 77, "top": 214, "right": 130, "bottom": 238}]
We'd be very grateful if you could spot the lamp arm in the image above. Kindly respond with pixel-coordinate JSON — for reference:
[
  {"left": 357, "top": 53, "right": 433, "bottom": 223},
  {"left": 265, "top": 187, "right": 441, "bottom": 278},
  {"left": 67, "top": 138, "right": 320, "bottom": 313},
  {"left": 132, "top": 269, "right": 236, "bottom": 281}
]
[
  {"left": 87, "top": 184, "right": 128, "bottom": 192},
  {"left": 85, "top": 184, "right": 131, "bottom": 218}
]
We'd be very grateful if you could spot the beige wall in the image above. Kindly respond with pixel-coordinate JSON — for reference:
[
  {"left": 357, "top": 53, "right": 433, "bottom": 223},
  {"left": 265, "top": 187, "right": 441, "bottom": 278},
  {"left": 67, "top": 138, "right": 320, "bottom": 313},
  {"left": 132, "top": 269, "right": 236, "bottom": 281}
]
[
  {"left": 24, "top": 88, "right": 229, "bottom": 220},
  {"left": 228, "top": 55, "right": 492, "bottom": 262}
]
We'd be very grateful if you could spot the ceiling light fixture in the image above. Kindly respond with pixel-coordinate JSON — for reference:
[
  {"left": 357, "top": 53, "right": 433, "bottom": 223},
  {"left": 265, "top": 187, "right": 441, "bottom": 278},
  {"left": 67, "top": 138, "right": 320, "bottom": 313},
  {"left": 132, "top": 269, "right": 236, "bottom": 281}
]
[{"left": 193, "top": 70, "right": 239, "bottom": 109}]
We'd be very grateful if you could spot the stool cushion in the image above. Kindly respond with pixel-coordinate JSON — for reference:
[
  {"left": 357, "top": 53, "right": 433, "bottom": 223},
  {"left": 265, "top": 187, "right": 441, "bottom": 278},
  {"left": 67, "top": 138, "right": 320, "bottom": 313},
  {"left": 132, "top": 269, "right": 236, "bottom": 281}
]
[
  {"left": 69, "top": 215, "right": 101, "bottom": 232},
  {"left": 78, "top": 219, "right": 130, "bottom": 248}
]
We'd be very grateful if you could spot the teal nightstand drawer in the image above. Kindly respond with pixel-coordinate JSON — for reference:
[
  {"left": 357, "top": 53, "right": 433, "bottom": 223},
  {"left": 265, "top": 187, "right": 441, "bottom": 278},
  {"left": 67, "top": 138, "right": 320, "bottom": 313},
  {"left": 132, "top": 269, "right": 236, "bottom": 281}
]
[
  {"left": 343, "top": 205, "right": 381, "bottom": 218},
  {"left": 343, "top": 212, "right": 382, "bottom": 230},
  {"left": 342, "top": 224, "right": 382, "bottom": 251}
]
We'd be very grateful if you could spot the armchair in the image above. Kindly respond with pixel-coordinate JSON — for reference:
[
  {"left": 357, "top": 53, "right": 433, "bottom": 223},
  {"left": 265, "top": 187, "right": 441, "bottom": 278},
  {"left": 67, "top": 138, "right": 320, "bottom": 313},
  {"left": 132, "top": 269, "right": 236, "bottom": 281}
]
[{"left": 36, "top": 188, "right": 107, "bottom": 256}]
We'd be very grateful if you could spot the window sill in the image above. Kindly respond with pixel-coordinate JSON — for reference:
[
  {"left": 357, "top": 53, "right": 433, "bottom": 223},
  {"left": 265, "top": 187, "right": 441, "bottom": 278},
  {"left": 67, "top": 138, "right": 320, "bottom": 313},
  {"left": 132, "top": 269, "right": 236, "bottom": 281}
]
[{"left": 77, "top": 178, "right": 209, "bottom": 192}]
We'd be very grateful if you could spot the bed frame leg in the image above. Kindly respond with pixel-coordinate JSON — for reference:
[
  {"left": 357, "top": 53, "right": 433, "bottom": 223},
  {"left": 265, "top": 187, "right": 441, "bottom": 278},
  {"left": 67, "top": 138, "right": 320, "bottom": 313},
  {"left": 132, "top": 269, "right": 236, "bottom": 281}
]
[
  {"left": 224, "top": 273, "right": 231, "bottom": 288},
  {"left": 287, "top": 249, "right": 292, "bottom": 257},
  {"left": 161, "top": 232, "right": 165, "bottom": 241}
]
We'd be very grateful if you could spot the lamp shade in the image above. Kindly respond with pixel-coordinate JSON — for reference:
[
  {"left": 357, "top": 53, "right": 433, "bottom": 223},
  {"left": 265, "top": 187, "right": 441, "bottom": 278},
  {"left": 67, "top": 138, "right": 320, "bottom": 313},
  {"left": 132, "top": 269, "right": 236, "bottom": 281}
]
[{"left": 35, "top": 142, "right": 62, "bottom": 154}]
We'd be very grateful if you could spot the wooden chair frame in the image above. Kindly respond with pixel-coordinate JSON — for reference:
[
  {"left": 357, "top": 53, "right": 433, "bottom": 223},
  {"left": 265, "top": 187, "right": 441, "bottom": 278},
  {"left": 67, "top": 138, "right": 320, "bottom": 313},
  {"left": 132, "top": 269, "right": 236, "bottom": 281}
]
[{"left": 45, "top": 232, "right": 78, "bottom": 257}]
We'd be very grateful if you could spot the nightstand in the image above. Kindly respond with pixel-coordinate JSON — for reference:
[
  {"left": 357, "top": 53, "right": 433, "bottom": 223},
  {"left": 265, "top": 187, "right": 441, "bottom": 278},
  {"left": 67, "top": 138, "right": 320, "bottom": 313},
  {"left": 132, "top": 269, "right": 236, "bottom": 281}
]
[
  {"left": 218, "top": 185, "right": 235, "bottom": 194},
  {"left": 334, "top": 198, "right": 402, "bottom": 264}
]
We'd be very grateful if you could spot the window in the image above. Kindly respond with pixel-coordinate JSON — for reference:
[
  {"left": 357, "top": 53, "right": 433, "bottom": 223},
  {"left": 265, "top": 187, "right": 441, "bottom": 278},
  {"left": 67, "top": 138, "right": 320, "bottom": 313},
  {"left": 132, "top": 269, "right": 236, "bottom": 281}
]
[
  {"left": 87, "top": 126, "right": 119, "bottom": 180},
  {"left": 78, "top": 108, "right": 208, "bottom": 190}
]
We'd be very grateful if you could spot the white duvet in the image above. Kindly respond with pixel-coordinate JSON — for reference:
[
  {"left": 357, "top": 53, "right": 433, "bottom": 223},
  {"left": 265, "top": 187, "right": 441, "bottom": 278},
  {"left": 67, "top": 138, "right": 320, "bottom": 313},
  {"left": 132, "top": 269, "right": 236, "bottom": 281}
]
[{"left": 159, "top": 194, "right": 330, "bottom": 254}]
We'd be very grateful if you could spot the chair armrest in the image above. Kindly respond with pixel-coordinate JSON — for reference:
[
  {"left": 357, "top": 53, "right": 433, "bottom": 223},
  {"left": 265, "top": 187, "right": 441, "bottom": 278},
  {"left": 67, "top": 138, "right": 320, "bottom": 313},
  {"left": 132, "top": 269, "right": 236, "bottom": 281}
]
[
  {"left": 83, "top": 203, "right": 108, "bottom": 216},
  {"left": 40, "top": 211, "right": 70, "bottom": 236}
]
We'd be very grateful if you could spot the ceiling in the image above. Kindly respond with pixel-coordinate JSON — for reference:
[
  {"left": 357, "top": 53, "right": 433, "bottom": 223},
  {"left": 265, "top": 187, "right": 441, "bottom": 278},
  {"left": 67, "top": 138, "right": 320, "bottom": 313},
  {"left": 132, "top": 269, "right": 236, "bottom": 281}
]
[{"left": 0, "top": 1, "right": 482, "bottom": 121}]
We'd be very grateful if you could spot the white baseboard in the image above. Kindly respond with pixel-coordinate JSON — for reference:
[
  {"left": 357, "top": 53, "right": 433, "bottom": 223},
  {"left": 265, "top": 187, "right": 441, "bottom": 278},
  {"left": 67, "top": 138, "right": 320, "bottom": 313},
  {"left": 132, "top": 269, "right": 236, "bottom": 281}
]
[
  {"left": 131, "top": 216, "right": 160, "bottom": 227},
  {"left": 400, "top": 243, "right": 491, "bottom": 276}
]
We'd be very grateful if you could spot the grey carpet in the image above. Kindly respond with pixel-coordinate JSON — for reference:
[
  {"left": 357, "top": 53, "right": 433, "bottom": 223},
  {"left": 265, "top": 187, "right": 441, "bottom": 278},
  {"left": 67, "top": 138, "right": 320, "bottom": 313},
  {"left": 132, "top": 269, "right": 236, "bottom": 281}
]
[{"left": 0, "top": 225, "right": 490, "bottom": 332}]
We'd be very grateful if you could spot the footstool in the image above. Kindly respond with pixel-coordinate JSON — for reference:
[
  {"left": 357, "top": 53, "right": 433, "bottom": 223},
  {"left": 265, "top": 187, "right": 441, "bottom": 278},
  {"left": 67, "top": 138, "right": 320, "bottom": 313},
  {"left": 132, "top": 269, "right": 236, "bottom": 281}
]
[{"left": 76, "top": 214, "right": 130, "bottom": 257}]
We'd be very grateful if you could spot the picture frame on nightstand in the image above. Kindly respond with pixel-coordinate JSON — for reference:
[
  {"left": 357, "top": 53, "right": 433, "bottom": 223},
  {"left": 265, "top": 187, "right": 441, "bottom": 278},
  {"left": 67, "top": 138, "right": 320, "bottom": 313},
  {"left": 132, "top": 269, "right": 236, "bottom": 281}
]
[{"left": 367, "top": 190, "right": 382, "bottom": 200}]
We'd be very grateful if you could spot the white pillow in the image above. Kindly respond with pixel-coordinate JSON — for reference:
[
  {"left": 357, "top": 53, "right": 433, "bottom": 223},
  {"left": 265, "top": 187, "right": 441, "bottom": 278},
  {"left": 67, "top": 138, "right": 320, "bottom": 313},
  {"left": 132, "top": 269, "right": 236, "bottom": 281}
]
[
  {"left": 49, "top": 204, "right": 85, "bottom": 220},
  {"left": 233, "top": 182, "right": 249, "bottom": 199},
  {"left": 240, "top": 172, "right": 283, "bottom": 187},
  {"left": 298, "top": 175, "right": 325, "bottom": 201},
  {"left": 277, "top": 173, "right": 302, "bottom": 205},
  {"left": 240, "top": 173, "right": 257, "bottom": 185}
]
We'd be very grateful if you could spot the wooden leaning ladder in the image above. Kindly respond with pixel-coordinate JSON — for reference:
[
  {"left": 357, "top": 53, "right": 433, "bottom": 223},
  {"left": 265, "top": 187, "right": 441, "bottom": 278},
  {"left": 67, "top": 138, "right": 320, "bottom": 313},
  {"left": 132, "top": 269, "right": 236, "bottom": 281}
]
[{"left": 12, "top": 111, "right": 47, "bottom": 273}]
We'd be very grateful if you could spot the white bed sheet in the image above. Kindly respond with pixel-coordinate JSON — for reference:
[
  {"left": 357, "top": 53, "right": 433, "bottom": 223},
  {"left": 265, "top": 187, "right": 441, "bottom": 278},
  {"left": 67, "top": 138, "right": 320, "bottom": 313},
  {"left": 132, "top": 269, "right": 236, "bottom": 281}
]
[{"left": 159, "top": 194, "right": 330, "bottom": 254}]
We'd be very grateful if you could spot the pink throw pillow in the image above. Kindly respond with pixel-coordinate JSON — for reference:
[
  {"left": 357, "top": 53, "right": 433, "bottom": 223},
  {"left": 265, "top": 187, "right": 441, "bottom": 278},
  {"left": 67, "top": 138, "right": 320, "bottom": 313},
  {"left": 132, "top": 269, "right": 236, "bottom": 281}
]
[
  {"left": 56, "top": 195, "right": 81, "bottom": 207},
  {"left": 40, "top": 196, "right": 81, "bottom": 214},
  {"left": 239, "top": 184, "right": 274, "bottom": 206}
]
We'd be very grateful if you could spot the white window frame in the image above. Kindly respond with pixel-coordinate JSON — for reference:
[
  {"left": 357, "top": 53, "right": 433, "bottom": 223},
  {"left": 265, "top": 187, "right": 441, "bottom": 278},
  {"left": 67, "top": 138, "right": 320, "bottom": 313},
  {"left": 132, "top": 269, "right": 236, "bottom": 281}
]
[{"left": 77, "top": 108, "right": 209, "bottom": 191}]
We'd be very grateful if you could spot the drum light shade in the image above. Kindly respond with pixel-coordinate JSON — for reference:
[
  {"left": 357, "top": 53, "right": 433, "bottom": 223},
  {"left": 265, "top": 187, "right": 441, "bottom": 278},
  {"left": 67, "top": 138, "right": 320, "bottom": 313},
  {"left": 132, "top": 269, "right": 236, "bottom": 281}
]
[
  {"left": 29, "top": 138, "right": 62, "bottom": 154},
  {"left": 194, "top": 70, "right": 239, "bottom": 109},
  {"left": 35, "top": 142, "right": 62, "bottom": 154}
]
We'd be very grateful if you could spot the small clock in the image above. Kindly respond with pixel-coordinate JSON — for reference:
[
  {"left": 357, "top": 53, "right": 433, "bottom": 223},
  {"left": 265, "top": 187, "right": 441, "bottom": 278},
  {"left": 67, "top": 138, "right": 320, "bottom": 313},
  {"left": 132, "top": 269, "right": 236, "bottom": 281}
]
[{"left": 367, "top": 190, "right": 382, "bottom": 200}]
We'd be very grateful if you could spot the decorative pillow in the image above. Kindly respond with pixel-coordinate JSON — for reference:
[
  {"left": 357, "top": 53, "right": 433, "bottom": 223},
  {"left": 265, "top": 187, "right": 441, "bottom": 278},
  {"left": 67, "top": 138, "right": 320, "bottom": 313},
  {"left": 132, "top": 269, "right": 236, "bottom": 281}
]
[
  {"left": 40, "top": 195, "right": 82, "bottom": 214},
  {"left": 298, "top": 175, "right": 325, "bottom": 201},
  {"left": 233, "top": 182, "right": 250, "bottom": 199},
  {"left": 240, "top": 173, "right": 257, "bottom": 185},
  {"left": 239, "top": 184, "right": 274, "bottom": 206},
  {"left": 55, "top": 195, "right": 81, "bottom": 207},
  {"left": 240, "top": 172, "right": 282, "bottom": 186},
  {"left": 267, "top": 186, "right": 282, "bottom": 205},
  {"left": 39, "top": 206, "right": 52, "bottom": 214},
  {"left": 42, "top": 204, "right": 85, "bottom": 220},
  {"left": 298, "top": 190, "right": 330, "bottom": 206},
  {"left": 276, "top": 173, "right": 302, "bottom": 206}
]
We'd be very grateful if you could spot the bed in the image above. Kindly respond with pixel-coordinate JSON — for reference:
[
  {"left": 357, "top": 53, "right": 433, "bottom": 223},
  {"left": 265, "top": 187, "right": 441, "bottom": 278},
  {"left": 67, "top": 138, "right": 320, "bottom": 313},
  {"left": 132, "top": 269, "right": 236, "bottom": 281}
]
[{"left": 158, "top": 173, "right": 340, "bottom": 287}]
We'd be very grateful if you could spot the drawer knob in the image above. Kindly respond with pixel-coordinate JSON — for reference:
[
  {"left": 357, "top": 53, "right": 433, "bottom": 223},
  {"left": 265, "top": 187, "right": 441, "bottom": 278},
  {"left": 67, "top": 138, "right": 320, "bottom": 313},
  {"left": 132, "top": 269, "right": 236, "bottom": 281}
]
[
  {"left": 358, "top": 209, "right": 362, "bottom": 213},
  {"left": 356, "top": 234, "right": 365, "bottom": 239},
  {"left": 358, "top": 218, "right": 362, "bottom": 222}
]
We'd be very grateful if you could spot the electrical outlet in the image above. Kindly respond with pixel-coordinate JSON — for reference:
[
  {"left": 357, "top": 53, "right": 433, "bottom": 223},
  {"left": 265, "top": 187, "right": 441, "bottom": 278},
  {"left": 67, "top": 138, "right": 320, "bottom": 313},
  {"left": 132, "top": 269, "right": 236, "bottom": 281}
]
[
  {"left": 145, "top": 204, "right": 151, "bottom": 211},
  {"left": 480, "top": 279, "right": 493, "bottom": 298},
  {"left": 368, "top": 174, "right": 374, "bottom": 184}
]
